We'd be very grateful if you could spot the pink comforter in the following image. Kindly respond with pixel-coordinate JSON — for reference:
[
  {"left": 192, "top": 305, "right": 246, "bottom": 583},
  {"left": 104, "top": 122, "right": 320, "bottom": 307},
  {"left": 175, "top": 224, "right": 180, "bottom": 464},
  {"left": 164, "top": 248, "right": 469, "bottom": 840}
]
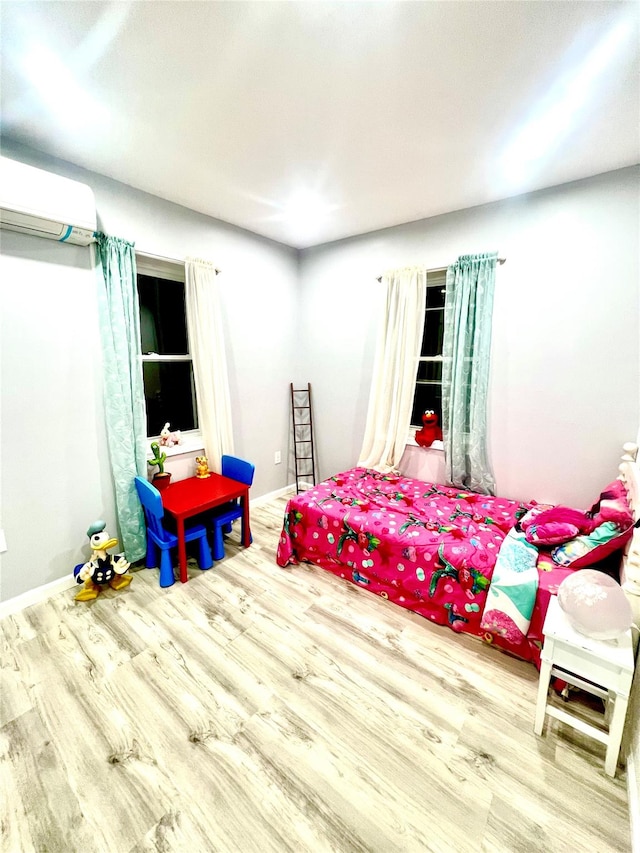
[{"left": 278, "top": 468, "right": 533, "bottom": 636}]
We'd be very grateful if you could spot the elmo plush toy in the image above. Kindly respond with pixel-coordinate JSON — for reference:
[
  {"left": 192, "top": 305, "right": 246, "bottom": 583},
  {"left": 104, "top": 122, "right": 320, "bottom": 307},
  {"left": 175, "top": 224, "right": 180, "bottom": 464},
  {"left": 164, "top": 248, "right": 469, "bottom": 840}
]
[{"left": 415, "top": 410, "right": 443, "bottom": 447}]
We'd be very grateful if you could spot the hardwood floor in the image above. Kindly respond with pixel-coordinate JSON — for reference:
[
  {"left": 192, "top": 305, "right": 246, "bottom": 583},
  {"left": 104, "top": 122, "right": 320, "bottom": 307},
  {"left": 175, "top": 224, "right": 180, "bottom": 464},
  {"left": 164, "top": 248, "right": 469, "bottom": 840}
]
[{"left": 1, "top": 495, "right": 631, "bottom": 853}]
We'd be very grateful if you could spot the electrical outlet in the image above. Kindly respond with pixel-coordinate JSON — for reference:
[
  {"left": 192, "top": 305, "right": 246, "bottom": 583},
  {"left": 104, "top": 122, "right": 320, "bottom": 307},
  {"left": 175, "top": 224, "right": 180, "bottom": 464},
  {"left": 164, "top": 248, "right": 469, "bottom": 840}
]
[{"left": 275, "top": 450, "right": 282, "bottom": 465}]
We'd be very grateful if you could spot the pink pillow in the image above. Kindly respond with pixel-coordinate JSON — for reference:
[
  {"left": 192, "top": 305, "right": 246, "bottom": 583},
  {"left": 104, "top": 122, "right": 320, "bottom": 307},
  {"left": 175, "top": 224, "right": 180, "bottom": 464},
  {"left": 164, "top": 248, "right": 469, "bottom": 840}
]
[
  {"left": 529, "top": 505, "right": 596, "bottom": 534},
  {"left": 525, "top": 521, "right": 579, "bottom": 546},
  {"left": 520, "top": 504, "right": 553, "bottom": 531},
  {"left": 588, "top": 480, "right": 633, "bottom": 529},
  {"left": 523, "top": 505, "right": 595, "bottom": 546},
  {"left": 551, "top": 521, "right": 635, "bottom": 569}
]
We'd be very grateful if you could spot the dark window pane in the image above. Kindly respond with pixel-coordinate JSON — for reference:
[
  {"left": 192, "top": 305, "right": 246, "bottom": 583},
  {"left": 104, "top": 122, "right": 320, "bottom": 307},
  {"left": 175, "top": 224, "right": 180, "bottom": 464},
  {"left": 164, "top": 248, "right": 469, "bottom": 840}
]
[
  {"left": 410, "top": 382, "right": 442, "bottom": 428},
  {"left": 138, "top": 275, "right": 189, "bottom": 355},
  {"left": 416, "top": 360, "right": 442, "bottom": 382},
  {"left": 425, "top": 283, "right": 446, "bottom": 309},
  {"left": 143, "top": 361, "right": 198, "bottom": 436},
  {"left": 421, "top": 309, "right": 444, "bottom": 357}
]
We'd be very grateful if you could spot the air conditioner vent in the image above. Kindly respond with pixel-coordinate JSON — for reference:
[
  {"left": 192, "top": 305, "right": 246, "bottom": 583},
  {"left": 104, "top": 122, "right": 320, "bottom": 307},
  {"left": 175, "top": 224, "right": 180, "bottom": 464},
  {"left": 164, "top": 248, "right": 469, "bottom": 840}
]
[{"left": 0, "top": 157, "right": 97, "bottom": 246}]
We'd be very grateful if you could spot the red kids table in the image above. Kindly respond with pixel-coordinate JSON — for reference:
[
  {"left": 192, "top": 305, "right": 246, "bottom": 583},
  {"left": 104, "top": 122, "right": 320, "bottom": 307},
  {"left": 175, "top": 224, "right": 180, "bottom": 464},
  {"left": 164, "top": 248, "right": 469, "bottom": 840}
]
[{"left": 160, "top": 473, "right": 251, "bottom": 583}]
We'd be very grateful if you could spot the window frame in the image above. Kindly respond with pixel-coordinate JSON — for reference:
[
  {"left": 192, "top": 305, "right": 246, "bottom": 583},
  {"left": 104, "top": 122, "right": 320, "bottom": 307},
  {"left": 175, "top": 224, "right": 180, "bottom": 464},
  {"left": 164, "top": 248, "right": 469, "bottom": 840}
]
[
  {"left": 135, "top": 254, "right": 201, "bottom": 445},
  {"left": 410, "top": 269, "right": 446, "bottom": 445}
]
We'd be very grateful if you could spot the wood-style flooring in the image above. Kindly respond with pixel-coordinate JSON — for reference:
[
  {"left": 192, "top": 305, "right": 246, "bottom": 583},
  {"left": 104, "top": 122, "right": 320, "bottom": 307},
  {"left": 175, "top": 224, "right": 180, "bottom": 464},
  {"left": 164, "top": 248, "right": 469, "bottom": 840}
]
[{"left": 1, "top": 495, "right": 631, "bottom": 853}]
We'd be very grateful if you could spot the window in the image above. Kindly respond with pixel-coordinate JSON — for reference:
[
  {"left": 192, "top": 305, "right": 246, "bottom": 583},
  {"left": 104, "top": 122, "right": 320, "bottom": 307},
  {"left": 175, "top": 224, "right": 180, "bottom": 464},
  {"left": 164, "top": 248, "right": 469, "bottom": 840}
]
[
  {"left": 136, "top": 256, "right": 198, "bottom": 437},
  {"left": 410, "top": 269, "right": 446, "bottom": 428}
]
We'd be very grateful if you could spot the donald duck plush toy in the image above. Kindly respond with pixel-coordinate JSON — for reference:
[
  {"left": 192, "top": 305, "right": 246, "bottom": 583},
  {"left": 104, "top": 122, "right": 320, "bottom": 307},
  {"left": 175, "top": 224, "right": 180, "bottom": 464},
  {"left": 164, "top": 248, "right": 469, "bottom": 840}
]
[{"left": 74, "top": 521, "right": 131, "bottom": 601}]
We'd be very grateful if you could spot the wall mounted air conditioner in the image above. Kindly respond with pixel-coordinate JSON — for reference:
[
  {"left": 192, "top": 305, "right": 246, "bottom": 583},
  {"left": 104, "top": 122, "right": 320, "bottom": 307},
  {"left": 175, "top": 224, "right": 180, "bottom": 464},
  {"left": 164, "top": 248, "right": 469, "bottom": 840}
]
[{"left": 0, "top": 156, "right": 97, "bottom": 246}]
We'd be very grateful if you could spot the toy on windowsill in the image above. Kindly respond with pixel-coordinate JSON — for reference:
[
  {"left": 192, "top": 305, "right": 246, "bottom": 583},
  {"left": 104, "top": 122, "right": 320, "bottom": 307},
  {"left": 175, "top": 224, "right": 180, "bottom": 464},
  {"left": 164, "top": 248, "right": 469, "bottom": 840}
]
[
  {"left": 195, "top": 455, "right": 211, "bottom": 478},
  {"left": 73, "top": 521, "right": 131, "bottom": 602},
  {"left": 415, "top": 410, "right": 443, "bottom": 448},
  {"left": 159, "top": 422, "right": 182, "bottom": 448},
  {"left": 149, "top": 441, "right": 172, "bottom": 490}
]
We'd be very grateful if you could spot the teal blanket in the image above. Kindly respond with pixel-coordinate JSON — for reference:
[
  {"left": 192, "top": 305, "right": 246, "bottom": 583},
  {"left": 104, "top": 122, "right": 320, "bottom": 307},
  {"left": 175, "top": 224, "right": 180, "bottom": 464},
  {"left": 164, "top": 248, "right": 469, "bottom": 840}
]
[{"left": 480, "top": 528, "right": 539, "bottom": 644}]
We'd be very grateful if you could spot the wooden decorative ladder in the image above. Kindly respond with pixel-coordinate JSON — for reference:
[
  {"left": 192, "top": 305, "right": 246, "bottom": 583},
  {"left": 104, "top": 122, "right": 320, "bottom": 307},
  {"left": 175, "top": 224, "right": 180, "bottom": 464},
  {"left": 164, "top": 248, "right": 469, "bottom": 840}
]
[{"left": 290, "top": 382, "right": 317, "bottom": 493}]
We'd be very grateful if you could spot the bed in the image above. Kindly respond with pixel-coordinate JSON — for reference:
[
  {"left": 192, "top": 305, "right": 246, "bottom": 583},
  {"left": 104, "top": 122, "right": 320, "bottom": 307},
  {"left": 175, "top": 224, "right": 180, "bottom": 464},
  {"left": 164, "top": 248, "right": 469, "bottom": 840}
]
[{"left": 277, "top": 445, "right": 640, "bottom": 667}]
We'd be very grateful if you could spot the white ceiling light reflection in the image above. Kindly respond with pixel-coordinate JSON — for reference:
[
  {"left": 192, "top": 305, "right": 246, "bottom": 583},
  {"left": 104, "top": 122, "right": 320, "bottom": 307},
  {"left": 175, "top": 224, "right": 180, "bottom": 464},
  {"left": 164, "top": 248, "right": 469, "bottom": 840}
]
[
  {"left": 280, "top": 191, "right": 339, "bottom": 244},
  {"left": 501, "top": 14, "right": 637, "bottom": 189},
  {"left": 22, "top": 46, "right": 107, "bottom": 129}
]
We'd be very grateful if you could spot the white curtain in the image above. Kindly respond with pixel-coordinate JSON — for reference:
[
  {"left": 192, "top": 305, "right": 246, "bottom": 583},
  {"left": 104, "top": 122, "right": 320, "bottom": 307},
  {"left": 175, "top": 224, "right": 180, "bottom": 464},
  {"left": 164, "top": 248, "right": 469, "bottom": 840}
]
[
  {"left": 185, "top": 257, "right": 234, "bottom": 473},
  {"left": 358, "top": 266, "right": 427, "bottom": 471}
]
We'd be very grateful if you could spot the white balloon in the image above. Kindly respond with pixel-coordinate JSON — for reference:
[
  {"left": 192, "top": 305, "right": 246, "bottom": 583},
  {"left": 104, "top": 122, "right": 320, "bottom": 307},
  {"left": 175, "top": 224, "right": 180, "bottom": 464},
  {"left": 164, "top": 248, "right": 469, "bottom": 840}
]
[{"left": 557, "top": 570, "right": 633, "bottom": 640}]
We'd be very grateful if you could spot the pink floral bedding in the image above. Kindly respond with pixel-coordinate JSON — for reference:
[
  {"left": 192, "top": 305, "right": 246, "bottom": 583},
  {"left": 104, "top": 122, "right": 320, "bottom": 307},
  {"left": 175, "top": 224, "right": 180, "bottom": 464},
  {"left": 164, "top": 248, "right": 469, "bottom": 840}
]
[{"left": 276, "top": 467, "right": 576, "bottom": 665}]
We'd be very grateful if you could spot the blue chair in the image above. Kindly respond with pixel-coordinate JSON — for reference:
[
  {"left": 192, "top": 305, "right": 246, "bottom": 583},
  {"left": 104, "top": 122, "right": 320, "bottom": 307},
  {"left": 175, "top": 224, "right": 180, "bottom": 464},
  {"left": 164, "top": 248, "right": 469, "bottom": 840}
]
[
  {"left": 211, "top": 455, "right": 255, "bottom": 561},
  {"left": 134, "top": 476, "right": 213, "bottom": 587}
]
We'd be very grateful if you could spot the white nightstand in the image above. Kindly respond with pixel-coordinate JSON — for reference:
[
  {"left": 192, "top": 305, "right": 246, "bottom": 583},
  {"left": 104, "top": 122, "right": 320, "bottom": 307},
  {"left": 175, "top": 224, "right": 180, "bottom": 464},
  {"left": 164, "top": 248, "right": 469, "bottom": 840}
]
[{"left": 534, "top": 595, "right": 635, "bottom": 777}]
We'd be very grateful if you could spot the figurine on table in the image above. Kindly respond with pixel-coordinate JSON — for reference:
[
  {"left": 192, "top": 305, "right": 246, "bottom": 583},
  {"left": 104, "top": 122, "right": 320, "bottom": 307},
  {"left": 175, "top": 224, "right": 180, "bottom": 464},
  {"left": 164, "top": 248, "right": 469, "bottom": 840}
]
[
  {"left": 73, "top": 521, "right": 131, "bottom": 601},
  {"left": 195, "top": 456, "right": 211, "bottom": 478}
]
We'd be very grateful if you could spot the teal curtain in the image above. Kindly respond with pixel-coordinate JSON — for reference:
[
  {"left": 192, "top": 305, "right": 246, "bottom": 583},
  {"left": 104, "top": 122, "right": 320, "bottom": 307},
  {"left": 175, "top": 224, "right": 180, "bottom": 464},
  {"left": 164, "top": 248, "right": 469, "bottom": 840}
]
[
  {"left": 95, "top": 234, "right": 147, "bottom": 561},
  {"left": 442, "top": 252, "right": 497, "bottom": 495}
]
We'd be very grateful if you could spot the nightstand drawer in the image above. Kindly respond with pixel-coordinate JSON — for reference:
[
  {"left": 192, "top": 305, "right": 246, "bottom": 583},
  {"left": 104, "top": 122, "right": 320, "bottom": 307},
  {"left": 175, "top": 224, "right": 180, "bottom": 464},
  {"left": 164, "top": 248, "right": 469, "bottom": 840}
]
[{"left": 541, "top": 638, "right": 632, "bottom": 696}]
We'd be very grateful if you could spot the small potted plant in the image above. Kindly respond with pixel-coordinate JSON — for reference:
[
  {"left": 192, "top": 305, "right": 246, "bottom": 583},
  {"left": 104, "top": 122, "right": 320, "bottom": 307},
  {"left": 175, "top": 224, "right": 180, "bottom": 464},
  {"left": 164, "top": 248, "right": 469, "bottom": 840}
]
[{"left": 149, "top": 441, "right": 172, "bottom": 490}]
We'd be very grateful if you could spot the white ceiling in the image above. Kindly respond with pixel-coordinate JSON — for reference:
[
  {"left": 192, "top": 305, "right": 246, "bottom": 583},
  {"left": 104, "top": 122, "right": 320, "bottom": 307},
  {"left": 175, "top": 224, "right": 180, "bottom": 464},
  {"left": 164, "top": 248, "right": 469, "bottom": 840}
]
[{"left": 1, "top": 1, "right": 638, "bottom": 249}]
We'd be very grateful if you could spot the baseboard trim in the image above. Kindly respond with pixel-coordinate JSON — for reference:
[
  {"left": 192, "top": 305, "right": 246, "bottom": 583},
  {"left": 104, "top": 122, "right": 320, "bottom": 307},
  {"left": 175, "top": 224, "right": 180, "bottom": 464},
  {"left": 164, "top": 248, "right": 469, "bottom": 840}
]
[
  {"left": 629, "top": 750, "right": 640, "bottom": 853},
  {"left": 0, "top": 573, "right": 77, "bottom": 619},
  {"left": 0, "top": 488, "right": 296, "bottom": 618},
  {"left": 250, "top": 484, "right": 295, "bottom": 507}
]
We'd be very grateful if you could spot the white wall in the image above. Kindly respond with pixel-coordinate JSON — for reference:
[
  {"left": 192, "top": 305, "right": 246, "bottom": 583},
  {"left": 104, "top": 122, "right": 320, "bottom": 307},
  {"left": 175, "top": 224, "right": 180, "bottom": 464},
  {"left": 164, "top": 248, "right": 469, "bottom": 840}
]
[
  {"left": 0, "top": 231, "right": 115, "bottom": 601},
  {"left": 0, "top": 139, "right": 299, "bottom": 602},
  {"left": 1, "top": 140, "right": 637, "bottom": 604},
  {"left": 297, "top": 167, "right": 640, "bottom": 508}
]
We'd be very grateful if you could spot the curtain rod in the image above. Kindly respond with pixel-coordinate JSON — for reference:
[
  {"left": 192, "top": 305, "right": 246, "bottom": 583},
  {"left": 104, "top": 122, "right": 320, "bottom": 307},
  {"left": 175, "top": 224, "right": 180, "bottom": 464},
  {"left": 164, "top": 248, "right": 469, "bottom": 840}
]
[
  {"left": 136, "top": 249, "right": 221, "bottom": 275},
  {"left": 376, "top": 257, "right": 505, "bottom": 282}
]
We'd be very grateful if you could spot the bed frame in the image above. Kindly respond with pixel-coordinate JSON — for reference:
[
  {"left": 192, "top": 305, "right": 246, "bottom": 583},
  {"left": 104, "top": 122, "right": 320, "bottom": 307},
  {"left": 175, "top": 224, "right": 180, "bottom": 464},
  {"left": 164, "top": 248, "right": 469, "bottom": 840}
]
[{"left": 619, "top": 442, "right": 640, "bottom": 601}]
